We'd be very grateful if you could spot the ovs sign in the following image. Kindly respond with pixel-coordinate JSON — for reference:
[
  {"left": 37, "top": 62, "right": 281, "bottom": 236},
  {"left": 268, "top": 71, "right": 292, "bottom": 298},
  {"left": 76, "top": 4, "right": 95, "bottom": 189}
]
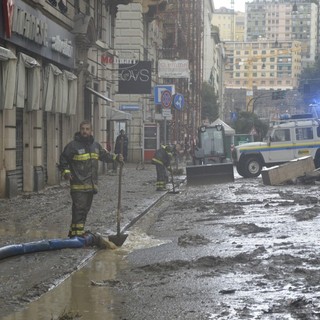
[{"left": 118, "top": 61, "right": 151, "bottom": 94}]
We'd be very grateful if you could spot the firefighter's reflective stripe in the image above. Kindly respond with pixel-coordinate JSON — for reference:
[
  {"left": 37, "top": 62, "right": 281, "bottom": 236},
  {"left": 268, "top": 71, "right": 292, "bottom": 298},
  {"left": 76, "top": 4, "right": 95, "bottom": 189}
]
[
  {"left": 152, "top": 158, "right": 164, "bottom": 165},
  {"left": 72, "top": 153, "right": 99, "bottom": 161},
  {"left": 156, "top": 181, "right": 166, "bottom": 190},
  {"left": 71, "top": 184, "right": 97, "bottom": 191},
  {"left": 69, "top": 223, "right": 85, "bottom": 237}
]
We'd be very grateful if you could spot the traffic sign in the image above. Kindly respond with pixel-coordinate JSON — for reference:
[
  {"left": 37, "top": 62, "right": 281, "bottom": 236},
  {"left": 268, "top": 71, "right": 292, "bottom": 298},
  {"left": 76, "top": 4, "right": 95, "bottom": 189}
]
[
  {"left": 173, "top": 94, "right": 184, "bottom": 111},
  {"left": 161, "top": 90, "right": 172, "bottom": 108},
  {"left": 250, "top": 127, "right": 258, "bottom": 136},
  {"left": 154, "top": 85, "right": 175, "bottom": 104},
  {"left": 162, "top": 108, "right": 172, "bottom": 119}
]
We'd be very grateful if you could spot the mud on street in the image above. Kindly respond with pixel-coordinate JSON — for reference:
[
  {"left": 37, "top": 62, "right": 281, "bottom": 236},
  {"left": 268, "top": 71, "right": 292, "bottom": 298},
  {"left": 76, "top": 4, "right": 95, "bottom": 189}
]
[
  {"left": 2, "top": 166, "right": 320, "bottom": 319},
  {"left": 108, "top": 177, "right": 320, "bottom": 319}
]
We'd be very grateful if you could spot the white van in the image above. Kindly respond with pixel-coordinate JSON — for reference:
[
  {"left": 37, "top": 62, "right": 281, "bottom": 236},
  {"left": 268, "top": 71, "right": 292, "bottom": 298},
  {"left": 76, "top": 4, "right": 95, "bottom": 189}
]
[{"left": 232, "top": 116, "right": 320, "bottom": 178}]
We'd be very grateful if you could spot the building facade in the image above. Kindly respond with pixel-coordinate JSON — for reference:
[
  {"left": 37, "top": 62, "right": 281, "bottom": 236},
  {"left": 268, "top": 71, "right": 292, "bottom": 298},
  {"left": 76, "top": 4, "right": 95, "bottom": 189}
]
[
  {"left": 223, "top": 39, "right": 302, "bottom": 118},
  {"left": 212, "top": 7, "right": 245, "bottom": 42},
  {"left": 245, "top": 0, "right": 318, "bottom": 68},
  {"left": 0, "top": 0, "right": 212, "bottom": 198},
  {"left": 0, "top": 0, "right": 133, "bottom": 198}
]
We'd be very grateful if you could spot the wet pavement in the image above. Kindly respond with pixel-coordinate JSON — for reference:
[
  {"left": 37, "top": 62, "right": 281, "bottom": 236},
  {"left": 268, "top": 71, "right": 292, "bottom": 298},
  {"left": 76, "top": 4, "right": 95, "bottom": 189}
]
[
  {"left": 0, "top": 162, "right": 171, "bottom": 319},
  {"left": 111, "top": 178, "right": 320, "bottom": 319},
  {"left": 2, "top": 164, "right": 320, "bottom": 319}
]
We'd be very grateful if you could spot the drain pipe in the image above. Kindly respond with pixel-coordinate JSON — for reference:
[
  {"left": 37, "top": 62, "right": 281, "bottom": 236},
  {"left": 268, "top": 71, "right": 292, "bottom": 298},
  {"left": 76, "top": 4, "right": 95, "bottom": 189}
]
[{"left": 0, "top": 234, "right": 96, "bottom": 260}]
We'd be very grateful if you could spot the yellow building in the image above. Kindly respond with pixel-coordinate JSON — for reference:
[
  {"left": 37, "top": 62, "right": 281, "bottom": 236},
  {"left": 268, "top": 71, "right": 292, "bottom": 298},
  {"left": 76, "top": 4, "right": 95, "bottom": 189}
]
[
  {"left": 224, "top": 40, "right": 302, "bottom": 91},
  {"left": 212, "top": 8, "right": 245, "bottom": 42}
]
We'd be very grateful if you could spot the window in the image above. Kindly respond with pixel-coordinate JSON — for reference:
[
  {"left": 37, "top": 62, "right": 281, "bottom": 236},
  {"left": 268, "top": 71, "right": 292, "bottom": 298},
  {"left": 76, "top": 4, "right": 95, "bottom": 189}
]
[
  {"left": 296, "top": 127, "right": 313, "bottom": 140},
  {"left": 95, "top": 0, "right": 103, "bottom": 39},
  {"left": 273, "top": 129, "right": 290, "bottom": 142},
  {"left": 144, "top": 126, "right": 157, "bottom": 150}
]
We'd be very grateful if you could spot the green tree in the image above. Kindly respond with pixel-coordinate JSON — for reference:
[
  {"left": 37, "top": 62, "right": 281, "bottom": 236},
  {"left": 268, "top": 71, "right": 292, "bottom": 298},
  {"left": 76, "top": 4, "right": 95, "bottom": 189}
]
[
  {"left": 201, "top": 82, "right": 219, "bottom": 122},
  {"left": 234, "top": 111, "right": 269, "bottom": 141}
]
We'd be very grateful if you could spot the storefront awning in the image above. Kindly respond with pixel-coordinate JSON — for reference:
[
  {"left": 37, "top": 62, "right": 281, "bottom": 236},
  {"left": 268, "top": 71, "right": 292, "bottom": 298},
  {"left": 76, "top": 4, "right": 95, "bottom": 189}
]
[
  {"left": 0, "top": 46, "right": 16, "bottom": 61},
  {"left": 85, "top": 87, "right": 132, "bottom": 121},
  {"left": 86, "top": 86, "right": 113, "bottom": 102},
  {"left": 106, "top": 107, "right": 132, "bottom": 121}
]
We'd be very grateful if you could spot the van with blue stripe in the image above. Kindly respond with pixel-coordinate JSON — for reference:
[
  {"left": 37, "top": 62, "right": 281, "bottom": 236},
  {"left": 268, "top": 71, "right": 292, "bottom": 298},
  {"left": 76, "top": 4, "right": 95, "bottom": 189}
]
[{"left": 232, "top": 115, "right": 320, "bottom": 178}]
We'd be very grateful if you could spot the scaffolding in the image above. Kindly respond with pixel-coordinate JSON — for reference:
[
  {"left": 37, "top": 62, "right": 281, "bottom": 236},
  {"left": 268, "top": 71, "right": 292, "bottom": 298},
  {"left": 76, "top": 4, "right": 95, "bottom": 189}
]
[{"left": 157, "top": 0, "right": 203, "bottom": 146}]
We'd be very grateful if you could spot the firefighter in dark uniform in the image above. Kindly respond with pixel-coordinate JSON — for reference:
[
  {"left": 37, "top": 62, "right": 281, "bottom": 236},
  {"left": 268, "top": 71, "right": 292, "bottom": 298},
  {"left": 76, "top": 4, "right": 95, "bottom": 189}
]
[
  {"left": 151, "top": 145, "right": 173, "bottom": 191},
  {"left": 59, "top": 120, "right": 123, "bottom": 237}
]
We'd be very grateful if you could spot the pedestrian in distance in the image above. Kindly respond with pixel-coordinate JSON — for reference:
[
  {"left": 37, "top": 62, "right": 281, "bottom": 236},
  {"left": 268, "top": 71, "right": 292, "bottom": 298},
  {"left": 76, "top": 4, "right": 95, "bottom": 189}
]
[
  {"left": 59, "top": 120, "right": 123, "bottom": 238},
  {"left": 151, "top": 144, "right": 173, "bottom": 191},
  {"left": 115, "top": 129, "right": 128, "bottom": 161},
  {"left": 113, "top": 129, "right": 129, "bottom": 173}
]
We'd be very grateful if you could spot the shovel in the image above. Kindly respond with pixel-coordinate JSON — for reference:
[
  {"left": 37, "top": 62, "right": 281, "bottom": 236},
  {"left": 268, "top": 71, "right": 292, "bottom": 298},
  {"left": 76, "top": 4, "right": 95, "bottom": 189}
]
[
  {"left": 109, "top": 139, "right": 128, "bottom": 246},
  {"left": 168, "top": 165, "right": 180, "bottom": 194}
]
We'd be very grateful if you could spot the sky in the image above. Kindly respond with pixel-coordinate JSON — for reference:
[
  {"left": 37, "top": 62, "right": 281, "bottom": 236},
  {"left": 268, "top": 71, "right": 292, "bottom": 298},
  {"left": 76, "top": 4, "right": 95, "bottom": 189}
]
[{"left": 213, "top": 0, "right": 246, "bottom": 12}]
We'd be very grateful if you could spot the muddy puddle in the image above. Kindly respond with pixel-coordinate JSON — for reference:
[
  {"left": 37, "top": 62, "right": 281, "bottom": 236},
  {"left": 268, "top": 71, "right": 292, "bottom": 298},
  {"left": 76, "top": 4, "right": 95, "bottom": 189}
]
[{"left": 1, "top": 231, "right": 169, "bottom": 320}]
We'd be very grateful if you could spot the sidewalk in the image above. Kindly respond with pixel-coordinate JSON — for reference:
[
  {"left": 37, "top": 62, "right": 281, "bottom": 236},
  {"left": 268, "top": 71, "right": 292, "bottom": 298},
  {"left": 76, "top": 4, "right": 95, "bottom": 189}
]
[
  {"left": 0, "top": 163, "right": 169, "bottom": 247},
  {"left": 0, "top": 162, "right": 183, "bottom": 318}
]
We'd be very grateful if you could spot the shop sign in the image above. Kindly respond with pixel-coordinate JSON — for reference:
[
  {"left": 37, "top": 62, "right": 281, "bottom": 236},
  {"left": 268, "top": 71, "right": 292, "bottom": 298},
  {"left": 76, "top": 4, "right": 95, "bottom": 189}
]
[
  {"left": 51, "top": 35, "right": 73, "bottom": 58},
  {"left": 118, "top": 61, "right": 151, "bottom": 94},
  {"left": 120, "top": 105, "right": 140, "bottom": 111},
  {"left": 11, "top": 5, "right": 48, "bottom": 46}
]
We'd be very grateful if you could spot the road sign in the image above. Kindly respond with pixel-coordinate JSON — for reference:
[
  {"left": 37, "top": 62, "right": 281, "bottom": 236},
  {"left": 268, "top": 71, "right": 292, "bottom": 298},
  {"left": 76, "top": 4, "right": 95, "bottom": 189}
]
[
  {"left": 162, "top": 108, "right": 172, "bottom": 119},
  {"left": 173, "top": 94, "right": 184, "bottom": 111},
  {"left": 154, "top": 85, "right": 175, "bottom": 104},
  {"left": 161, "top": 90, "right": 172, "bottom": 108},
  {"left": 250, "top": 127, "right": 258, "bottom": 136}
]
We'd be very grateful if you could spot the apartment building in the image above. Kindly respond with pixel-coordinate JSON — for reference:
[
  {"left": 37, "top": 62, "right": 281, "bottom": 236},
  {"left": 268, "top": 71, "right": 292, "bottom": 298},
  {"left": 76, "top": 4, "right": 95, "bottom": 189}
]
[
  {"left": 223, "top": 39, "right": 302, "bottom": 119},
  {"left": 246, "top": 0, "right": 318, "bottom": 68},
  {"left": 224, "top": 40, "right": 302, "bottom": 90},
  {"left": 212, "top": 7, "right": 245, "bottom": 42}
]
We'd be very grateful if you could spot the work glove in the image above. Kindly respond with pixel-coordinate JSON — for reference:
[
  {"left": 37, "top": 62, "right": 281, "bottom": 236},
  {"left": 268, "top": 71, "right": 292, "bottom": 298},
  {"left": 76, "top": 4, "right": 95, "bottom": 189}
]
[
  {"left": 116, "top": 153, "right": 124, "bottom": 164},
  {"left": 63, "top": 173, "right": 72, "bottom": 180}
]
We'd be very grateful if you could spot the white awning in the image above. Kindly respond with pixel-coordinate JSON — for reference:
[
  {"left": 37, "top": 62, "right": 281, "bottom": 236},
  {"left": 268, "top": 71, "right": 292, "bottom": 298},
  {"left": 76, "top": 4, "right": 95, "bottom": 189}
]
[
  {"left": 0, "top": 46, "right": 16, "bottom": 61},
  {"left": 85, "top": 87, "right": 132, "bottom": 121},
  {"left": 106, "top": 107, "right": 132, "bottom": 121},
  {"left": 86, "top": 86, "right": 113, "bottom": 102}
]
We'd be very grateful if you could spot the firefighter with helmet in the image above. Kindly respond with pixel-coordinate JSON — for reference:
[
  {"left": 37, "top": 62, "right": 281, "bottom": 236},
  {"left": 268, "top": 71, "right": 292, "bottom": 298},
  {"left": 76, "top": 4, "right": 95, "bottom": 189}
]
[
  {"left": 59, "top": 120, "right": 123, "bottom": 239},
  {"left": 151, "top": 145, "right": 173, "bottom": 191}
]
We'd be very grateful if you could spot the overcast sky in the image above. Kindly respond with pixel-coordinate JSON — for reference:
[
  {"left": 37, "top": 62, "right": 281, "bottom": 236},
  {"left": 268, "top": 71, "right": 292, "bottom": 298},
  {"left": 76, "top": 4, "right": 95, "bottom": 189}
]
[{"left": 213, "top": 0, "right": 246, "bottom": 12}]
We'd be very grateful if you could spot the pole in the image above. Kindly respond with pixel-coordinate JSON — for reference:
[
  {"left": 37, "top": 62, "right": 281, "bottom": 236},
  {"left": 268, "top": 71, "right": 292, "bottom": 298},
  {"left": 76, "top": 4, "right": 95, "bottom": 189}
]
[{"left": 164, "top": 117, "right": 167, "bottom": 145}]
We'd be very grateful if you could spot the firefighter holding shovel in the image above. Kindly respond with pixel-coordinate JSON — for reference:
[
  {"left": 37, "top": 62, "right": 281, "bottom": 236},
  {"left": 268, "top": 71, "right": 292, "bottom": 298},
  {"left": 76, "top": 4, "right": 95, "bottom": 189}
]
[
  {"left": 59, "top": 120, "right": 123, "bottom": 248},
  {"left": 151, "top": 145, "right": 173, "bottom": 191}
]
